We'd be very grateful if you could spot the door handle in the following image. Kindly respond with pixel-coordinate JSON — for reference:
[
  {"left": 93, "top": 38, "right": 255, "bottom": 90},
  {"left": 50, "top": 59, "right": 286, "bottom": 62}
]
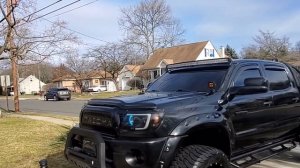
[{"left": 263, "top": 101, "right": 272, "bottom": 106}]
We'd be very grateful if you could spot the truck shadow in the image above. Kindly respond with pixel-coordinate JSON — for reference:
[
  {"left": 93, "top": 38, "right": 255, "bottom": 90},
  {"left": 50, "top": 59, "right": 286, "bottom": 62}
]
[{"left": 45, "top": 152, "right": 74, "bottom": 168}]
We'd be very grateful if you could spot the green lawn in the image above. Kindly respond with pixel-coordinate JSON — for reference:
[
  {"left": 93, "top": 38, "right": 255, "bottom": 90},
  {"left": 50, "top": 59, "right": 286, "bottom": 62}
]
[
  {"left": 0, "top": 90, "right": 141, "bottom": 100},
  {"left": 0, "top": 116, "right": 73, "bottom": 168},
  {"left": 71, "top": 89, "right": 140, "bottom": 99}
]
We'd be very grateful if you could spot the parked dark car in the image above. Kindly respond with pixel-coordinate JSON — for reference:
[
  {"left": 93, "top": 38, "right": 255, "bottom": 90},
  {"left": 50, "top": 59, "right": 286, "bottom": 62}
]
[
  {"left": 44, "top": 88, "right": 71, "bottom": 101},
  {"left": 65, "top": 58, "right": 300, "bottom": 168}
]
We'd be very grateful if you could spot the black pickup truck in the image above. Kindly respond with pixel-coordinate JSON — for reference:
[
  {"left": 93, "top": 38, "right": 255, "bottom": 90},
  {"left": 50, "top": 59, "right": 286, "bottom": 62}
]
[{"left": 65, "top": 58, "right": 300, "bottom": 168}]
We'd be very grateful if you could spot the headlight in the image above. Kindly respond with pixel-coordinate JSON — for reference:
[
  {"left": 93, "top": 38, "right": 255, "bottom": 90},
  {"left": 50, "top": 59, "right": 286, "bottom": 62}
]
[{"left": 121, "top": 113, "right": 163, "bottom": 130}]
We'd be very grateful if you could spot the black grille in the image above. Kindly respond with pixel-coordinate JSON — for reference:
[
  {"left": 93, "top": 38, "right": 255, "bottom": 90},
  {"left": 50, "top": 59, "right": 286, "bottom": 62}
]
[
  {"left": 81, "top": 111, "right": 117, "bottom": 137},
  {"left": 81, "top": 113, "right": 113, "bottom": 128}
]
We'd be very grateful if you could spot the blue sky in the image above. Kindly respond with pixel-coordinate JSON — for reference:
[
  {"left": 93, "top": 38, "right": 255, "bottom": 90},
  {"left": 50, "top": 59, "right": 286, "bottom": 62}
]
[{"left": 36, "top": 0, "right": 300, "bottom": 54}]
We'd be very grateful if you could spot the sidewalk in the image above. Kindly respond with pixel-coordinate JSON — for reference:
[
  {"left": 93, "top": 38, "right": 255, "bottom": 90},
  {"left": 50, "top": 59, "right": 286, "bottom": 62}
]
[{"left": 10, "top": 114, "right": 77, "bottom": 127}]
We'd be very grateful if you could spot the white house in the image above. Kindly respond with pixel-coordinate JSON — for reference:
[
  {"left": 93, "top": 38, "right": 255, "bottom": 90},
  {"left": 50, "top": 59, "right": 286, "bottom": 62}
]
[
  {"left": 118, "top": 65, "right": 141, "bottom": 90},
  {"left": 19, "top": 75, "right": 45, "bottom": 94},
  {"left": 142, "top": 41, "right": 225, "bottom": 82}
]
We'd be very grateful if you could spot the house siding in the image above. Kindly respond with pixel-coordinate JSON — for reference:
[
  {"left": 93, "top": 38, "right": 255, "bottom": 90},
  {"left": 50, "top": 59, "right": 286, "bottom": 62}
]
[
  {"left": 19, "top": 75, "right": 45, "bottom": 94},
  {"left": 118, "top": 67, "right": 135, "bottom": 90},
  {"left": 196, "top": 41, "right": 221, "bottom": 60}
]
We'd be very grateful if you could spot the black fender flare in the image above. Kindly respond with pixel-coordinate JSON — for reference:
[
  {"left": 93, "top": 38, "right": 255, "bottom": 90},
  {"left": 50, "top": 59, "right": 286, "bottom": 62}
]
[{"left": 170, "top": 112, "right": 234, "bottom": 155}]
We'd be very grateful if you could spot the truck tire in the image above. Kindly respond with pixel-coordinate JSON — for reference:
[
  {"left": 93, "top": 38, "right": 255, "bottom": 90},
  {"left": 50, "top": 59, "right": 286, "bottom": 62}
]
[{"left": 170, "top": 145, "right": 229, "bottom": 168}]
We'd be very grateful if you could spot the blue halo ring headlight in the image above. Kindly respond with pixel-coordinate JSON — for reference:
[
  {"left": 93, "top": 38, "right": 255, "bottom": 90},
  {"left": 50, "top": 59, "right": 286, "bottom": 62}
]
[{"left": 124, "top": 114, "right": 151, "bottom": 130}]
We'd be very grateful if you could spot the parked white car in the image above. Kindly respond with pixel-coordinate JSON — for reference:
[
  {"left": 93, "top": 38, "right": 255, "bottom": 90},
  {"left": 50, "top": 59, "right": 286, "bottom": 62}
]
[{"left": 87, "top": 85, "right": 107, "bottom": 92}]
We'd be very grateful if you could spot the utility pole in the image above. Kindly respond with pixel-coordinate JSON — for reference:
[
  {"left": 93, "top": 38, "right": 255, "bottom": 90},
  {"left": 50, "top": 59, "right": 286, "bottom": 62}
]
[{"left": 7, "top": 0, "right": 20, "bottom": 112}]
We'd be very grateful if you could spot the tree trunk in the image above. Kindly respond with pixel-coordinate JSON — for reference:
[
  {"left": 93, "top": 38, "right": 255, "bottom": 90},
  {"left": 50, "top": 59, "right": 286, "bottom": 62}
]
[
  {"left": 12, "top": 52, "right": 20, "bottom": 112},
  {"left": 112, "top": 79, "right": 119, "bottom": 91}
]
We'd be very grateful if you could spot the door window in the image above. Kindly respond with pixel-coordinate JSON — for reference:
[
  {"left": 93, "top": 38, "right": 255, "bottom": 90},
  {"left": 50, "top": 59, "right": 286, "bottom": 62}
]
[
  {"left": 265, "top": 68, "right": 291, "bottom": 90},
  {"left": 234, "top": 69, "right": 261, "bottom": 86}
]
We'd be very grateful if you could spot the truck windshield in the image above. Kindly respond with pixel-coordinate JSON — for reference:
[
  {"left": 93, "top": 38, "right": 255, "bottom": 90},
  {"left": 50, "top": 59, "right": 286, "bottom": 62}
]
[{"left": 147, "top": 68, "right": 228, "bottom": 93}]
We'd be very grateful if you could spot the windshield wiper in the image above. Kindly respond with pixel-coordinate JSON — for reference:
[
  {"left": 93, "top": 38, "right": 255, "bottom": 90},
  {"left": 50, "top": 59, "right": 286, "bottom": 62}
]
[
  {"left": 147, "top": 89, "right": 159, "bottom": 92},
  {"left": 174, "top": 89, "right": 191, "bottom": 92}
]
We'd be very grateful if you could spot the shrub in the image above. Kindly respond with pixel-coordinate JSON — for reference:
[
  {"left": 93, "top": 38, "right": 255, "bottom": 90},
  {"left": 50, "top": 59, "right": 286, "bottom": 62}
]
[{"left": 127, "top": 79, "right": 143, "bottom": 89}]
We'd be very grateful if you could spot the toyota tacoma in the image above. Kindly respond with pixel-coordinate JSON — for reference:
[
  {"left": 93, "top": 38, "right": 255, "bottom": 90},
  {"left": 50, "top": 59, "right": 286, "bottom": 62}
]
[{"left": 65, "top": 58, "right": 300, "bottom": 168}]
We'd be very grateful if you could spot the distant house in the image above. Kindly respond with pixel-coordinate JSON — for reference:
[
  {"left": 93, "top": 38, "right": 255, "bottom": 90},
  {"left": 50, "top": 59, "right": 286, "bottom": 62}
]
[
  {"left": 19, "top": 75, "right": 45, "bottom": 94},
  {"left": 52, "top": 75, "right": 79, "bottom": 92},
  {"left": 52, "top": 71, "right": 117, "bottom": 92},
  {"left": 118, "top": 65, "right": 141, "bottom": 90},
  {"left": 142, "top": 41, "right": 225, "bottom": 82}
]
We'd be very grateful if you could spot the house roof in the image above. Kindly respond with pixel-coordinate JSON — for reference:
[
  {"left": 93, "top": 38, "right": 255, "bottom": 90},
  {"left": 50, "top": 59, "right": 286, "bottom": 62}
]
[
  {"left": 52, "top": 71, "right": 113, "bottom": 82},
  {"left": 87, "top": 70, "right": 113, "bottom": 78},
  {"left": 160, "top": 59, "right": 174, "bottom": 65},
  {"left": 142, "top": 41, "right": 209, "bottom": 70},
  {"left": 124, "top": 65, "right": 142, "bottom": 75},
  {"left": 17, "top": 75, "right": 45, "bottom": 85}
]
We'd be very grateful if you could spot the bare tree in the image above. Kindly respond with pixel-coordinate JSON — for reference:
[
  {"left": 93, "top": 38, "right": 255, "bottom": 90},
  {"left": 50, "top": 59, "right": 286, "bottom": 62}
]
[
  {"left": 119, "top": 0, "right": 184, "bottom": 59},
  {"left": 294, "top": 41, "right": 300, "bottom": 55},
  {"left": 52, "top": 63, "right": 73, "bottom": 81},
  {"left": 0, "top": 0, "right": 77, "bottom": 111},
  {"left": 15, "top": 22, "right": 77, "bottom": 63},
  {"left": 65, "top": 49, "right": 93, "bottom": 93},
  {"left": 88, "top": 43, "right": 132, "bottom": 91},
  {"left": 241, "top": 30, "right": 290, "bottom": 60}
]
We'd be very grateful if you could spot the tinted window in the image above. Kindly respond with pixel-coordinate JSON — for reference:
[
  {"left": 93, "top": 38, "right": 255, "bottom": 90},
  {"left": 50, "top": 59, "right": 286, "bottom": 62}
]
[
  {"left": 290, "top": 67, "right": 300, "bottom": 87},
  {"left": 265, "top": 68, "right": 290, "bottom": 90},
  {"left": 147, "top": 68, "right": 228, "bottom": 93},
  {"left": 234, "top": 69, "right": 261, "bottom": 86}
]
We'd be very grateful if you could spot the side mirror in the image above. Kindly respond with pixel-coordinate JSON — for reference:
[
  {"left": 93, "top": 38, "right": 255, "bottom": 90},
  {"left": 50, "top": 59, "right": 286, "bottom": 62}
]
[
  {"left": 230, "top": 77, "right": 268, "bottom": 96},
  {"left": 244, "top": 77, "right": 268, "bottom": 87},
  {"left": 219, "top": 77, "right": 268, "bottom": 105}
]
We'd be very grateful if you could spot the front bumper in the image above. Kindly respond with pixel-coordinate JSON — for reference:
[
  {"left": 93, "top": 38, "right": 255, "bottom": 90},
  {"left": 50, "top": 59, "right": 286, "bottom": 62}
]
[
  {"left": 65, "top": 127, "right": 106, "bottom": 168},
  {"left": 65, "top": 127, "right": 183, "bottom": 168}
]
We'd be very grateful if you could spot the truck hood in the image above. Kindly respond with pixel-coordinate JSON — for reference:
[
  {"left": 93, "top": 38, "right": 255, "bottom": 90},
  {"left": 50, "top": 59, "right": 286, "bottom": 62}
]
[{"left": 87, "top": 92, "right": 207, "bottom": 110}]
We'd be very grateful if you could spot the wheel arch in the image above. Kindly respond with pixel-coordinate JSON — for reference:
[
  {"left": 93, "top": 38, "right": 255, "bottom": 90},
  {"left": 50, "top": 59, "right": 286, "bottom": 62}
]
[{"left": 178, "top": 124, "right": 232, "bottom": 157}]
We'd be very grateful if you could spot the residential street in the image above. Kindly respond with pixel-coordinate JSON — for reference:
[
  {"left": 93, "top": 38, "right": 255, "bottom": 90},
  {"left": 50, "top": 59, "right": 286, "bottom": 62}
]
[{"left": 0, "top": 98, "right": 86, "bottom": 116}]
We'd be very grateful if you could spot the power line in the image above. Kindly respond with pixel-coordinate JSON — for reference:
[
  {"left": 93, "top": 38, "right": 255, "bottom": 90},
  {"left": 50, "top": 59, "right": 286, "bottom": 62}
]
[
  {"left": 30, "top": 0, "right": 81, "bottom": 23},
  {"left": 42, "top": 18, "right": 110, "bottom": 43},
  {"left": 49, "top": 0, "right": 100, "bottom": 18},
  {"left": 15, "top": 0, "right": 81, "bottom": 28},
  {"left": 22, "top": 0, "right": 63, "bottom": 21}
]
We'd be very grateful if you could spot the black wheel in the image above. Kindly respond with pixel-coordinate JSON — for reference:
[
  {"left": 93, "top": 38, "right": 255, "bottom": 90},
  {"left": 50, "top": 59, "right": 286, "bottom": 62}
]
[
  {"left": 67, "top": 97, "right": 71, "bottom": 101},
  {"left": 44, "top": 96, "right": 48, "bottom": 101},
  {"left": 170, "top": 145, "right": 229, "bottom": 168}
]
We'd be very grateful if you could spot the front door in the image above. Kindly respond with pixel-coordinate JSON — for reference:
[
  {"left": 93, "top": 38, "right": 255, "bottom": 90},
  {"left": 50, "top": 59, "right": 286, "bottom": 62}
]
[
  {"left": 227, "top": 64, "right": 274, "bottom": 150},
  {"left": 262, "top": 64, "right": 300, "bottom": 139}
]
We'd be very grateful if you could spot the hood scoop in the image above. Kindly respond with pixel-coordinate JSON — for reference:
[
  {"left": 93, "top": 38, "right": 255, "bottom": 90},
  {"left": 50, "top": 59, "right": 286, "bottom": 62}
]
[{"left": 87, "top": 98, "right": 157, "bottom": 110}]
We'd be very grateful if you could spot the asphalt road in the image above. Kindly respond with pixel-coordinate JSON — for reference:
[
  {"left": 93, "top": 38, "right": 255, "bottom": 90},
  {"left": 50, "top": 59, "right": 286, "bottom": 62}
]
[{"left": 0, "top": 98, "right": 87, "bottom": 116}]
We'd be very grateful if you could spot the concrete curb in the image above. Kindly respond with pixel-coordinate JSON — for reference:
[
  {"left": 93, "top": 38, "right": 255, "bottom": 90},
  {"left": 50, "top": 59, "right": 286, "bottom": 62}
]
[{"left": 11, "top": 114, "right": 77, "bottom": 127}]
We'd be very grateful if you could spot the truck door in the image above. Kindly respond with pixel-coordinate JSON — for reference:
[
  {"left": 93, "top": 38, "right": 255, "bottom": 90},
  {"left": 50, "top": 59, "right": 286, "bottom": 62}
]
[
  {"left": 227, "top": 64, "right": 274, "bottom": 149},
  {"left": 262, "top": 64, "right": 300, "bottom": 139}
]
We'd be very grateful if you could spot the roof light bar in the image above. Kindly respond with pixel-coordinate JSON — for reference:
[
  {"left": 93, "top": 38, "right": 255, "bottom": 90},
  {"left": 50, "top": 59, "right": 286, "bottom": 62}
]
[{"left": 167, "top": 58, "right": 231, "bottom": 70}]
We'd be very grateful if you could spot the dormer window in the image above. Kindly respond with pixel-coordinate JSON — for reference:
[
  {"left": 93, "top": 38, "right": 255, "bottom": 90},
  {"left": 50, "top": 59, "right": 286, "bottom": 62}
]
[{"left": 205, "top": 49, "right": 215, "bottom": 57}]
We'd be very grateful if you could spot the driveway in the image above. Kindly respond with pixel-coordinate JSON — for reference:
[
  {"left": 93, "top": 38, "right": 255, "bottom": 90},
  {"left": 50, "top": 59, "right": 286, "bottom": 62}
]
[{"left": 250, "top": 146, "right": 300, "bottom": 168}]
